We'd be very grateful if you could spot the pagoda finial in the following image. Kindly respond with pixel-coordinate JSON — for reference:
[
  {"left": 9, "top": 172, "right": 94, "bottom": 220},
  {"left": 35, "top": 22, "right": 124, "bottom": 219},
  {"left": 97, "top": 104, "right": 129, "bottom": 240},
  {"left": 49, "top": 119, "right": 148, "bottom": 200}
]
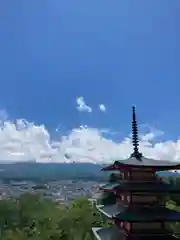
[{"left": 131, "top": 106, "right": 142, "bottom": 160}]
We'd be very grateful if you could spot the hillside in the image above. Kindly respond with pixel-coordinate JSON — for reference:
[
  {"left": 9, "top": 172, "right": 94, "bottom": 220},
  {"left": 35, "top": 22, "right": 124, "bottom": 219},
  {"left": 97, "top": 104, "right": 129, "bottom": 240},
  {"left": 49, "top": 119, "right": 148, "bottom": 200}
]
[{"left": 0, "top": 162, "right": 104, "bottom": 182}]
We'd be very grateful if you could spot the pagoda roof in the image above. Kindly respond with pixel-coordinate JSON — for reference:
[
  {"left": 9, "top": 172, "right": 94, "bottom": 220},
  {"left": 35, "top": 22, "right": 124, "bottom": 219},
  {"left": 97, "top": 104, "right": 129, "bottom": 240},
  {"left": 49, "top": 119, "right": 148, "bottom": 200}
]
[
  {"left": 102, "top": 158, "right": 180, "bottom": 171},
  {"left": 114, "top": 206, "right": 180, "bottom": 222},
  {"left": 92, "top": 227, "right": 122, "bottom": 240},
  {"left": 102, "top": 107, "right": 180, "bottom": 171},
  {"left": 96, "top": 204, "right": 180, "bottom": 222},
  {"left": 100, "top": 183, "right": 119, "bottom": 191},
  {"left": 100, "top": 181, "right": 180, "bottom": 193},
  {"left": 96, "top": 204, "right": 120, "bottom": 218},
  {"left": 107, "top": 170, "right": 122, "bottom": 174},
  {"left": 92, "top": 227, "right": 177, "bottom": 240}
]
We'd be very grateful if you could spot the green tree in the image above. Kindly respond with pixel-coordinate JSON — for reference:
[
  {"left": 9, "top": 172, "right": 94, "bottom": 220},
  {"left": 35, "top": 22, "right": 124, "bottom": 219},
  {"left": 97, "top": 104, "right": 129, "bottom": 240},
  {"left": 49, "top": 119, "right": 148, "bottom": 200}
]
[{"left": 0, "top": 193, "right": 106, "bottom": 240}]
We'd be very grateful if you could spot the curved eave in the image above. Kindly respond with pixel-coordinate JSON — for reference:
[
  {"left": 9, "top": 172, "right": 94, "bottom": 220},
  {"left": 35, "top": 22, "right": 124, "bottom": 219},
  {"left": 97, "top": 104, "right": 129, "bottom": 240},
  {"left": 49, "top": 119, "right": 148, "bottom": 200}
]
[
  {"left": 100, "top": 187, "right": 116, "bottom": 193},
  {"left": 92, "top": 227, "right": 121, "bottom": 240},
  {"left": 96, "top": 204, "right": 120, "bottom": 218},
  {"left": 99, "top": 183, "right": 119, "bottom": 192},
  {"left": 102, "top": 162, "right": 180, "bottom": 171},
  {"left": 99, "top": 187, "right": 115, "bottom": 193},
  {"left": 101, "top": 164, "right": 118, "bottom": 171}
]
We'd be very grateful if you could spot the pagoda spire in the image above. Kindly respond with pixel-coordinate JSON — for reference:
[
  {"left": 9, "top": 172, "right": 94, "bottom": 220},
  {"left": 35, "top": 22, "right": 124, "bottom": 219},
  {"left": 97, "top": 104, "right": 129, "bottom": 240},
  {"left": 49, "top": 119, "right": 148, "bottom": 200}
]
[{"left": 131, "top": 106, "right": 142, "bottom": 160}]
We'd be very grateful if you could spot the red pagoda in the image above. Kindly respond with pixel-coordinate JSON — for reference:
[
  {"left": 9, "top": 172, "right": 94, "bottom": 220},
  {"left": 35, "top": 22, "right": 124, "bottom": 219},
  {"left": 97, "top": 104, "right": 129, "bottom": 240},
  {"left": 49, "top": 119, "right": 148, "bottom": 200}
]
[{"left": 92, "top": 106, "right": 180, "bottom": 240}]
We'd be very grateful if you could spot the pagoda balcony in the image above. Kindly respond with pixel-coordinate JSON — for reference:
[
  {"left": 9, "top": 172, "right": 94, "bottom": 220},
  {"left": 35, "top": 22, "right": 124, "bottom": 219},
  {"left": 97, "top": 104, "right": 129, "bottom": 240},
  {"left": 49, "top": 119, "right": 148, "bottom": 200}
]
[
  {"left": 96, "top": 203, "right": 180, "bottom": 222},
  {"left": 128, "top": 229, "right": 178, "bottom": 240},
  {"left": 130, "top": 228, "right": 173, "bottom": 235},
  {"left": 129, "top": 235, "right": 178, "bottom": 240},
  {"left": 96, "top": 203, "right": 167, "bottom": 220},
  {"left": 100, "top": 181, "right": 180, "bottom": 194},
  {"left": 113, "top": 220, "right": 179, "bottom": 239},
  {"left": 121, "top": 229, "right": 177, "bottom": 240},
  {"left": 113, "top": 206, "right": 180, "bottom": 222}
]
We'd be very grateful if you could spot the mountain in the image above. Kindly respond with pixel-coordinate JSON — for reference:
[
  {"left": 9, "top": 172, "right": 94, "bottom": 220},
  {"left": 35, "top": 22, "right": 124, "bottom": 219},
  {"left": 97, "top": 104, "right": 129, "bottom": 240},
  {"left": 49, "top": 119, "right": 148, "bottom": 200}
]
[
  {"left": 0, "top": 162, "right": 104, "bottom": 182},
  {"left": 0, "top": 162, "right": 179, "bottom": 182}
]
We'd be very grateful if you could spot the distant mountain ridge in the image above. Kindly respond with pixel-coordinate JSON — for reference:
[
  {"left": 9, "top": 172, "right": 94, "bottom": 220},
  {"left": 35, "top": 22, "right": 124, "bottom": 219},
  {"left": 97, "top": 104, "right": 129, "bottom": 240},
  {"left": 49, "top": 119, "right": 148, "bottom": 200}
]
[
  {"left": 0, "top": 162, "right": 178, "bottom": 182},
  {"left": 0, "top": 162, "right": 104, "bottom": 182}
]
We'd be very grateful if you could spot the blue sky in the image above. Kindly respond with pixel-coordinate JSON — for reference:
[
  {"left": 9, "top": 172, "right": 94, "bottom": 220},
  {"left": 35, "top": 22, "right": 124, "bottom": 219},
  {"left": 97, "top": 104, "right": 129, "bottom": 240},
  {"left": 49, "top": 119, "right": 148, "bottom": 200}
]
[{"left": 0, "top": 0, "right": 179, "bottom": 142}]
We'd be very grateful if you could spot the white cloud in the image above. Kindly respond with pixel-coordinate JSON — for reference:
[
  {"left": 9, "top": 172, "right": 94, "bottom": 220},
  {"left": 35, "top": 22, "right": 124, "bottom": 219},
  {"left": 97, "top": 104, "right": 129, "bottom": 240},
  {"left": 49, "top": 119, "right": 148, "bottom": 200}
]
[
  {"left": 76, "top": 97, "right": 92, "bottom": 113},
  {"left": 0, "top": 117, "right": 180, "bottom": 164},
  {"left": 99, "top": 104, "right": 106, "bottom": 112}
]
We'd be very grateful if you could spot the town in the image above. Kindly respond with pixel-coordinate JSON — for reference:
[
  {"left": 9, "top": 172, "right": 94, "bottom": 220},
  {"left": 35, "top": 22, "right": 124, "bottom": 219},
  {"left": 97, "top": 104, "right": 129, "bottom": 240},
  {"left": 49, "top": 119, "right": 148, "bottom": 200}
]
[{"left": 0, "top": 179, "right": 101, "bottom": 205}]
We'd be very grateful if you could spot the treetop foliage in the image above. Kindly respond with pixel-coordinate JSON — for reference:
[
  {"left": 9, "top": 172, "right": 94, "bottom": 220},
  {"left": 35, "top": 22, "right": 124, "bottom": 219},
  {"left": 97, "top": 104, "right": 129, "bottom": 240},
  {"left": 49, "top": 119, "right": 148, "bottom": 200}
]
[{"left": 0, "top": 193, "right": 106, "bottom": 240}]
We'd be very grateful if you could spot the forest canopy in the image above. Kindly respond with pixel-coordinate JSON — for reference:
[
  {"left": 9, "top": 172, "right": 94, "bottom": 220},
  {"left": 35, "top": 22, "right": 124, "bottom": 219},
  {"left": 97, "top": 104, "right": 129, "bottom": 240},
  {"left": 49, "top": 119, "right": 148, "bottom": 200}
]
[
  {"left": 1, "top": 175, "right": 180, "bottom": 239},
  {"left": 0, "top": 193, "right": 107, "bottom": 240}
]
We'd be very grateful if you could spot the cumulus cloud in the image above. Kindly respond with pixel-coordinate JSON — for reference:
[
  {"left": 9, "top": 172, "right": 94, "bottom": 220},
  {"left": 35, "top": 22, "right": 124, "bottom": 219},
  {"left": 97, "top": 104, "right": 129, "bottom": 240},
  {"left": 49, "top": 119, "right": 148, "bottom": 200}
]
[
  {"left": 99, "top": 104, "right": 106, "bottom": 112},
  {"left": 0, "top": 117, "right": 180, "bottom": 164},
  {"left": 76, "top": 97, "right": 92, "bottom": 113}
]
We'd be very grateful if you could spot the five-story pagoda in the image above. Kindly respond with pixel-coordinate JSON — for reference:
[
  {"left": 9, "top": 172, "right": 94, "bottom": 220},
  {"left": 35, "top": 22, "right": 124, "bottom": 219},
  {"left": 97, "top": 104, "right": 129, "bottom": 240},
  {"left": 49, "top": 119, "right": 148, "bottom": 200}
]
[{"left": 92, "top": 106, "right": 180, "bottom": 240}]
